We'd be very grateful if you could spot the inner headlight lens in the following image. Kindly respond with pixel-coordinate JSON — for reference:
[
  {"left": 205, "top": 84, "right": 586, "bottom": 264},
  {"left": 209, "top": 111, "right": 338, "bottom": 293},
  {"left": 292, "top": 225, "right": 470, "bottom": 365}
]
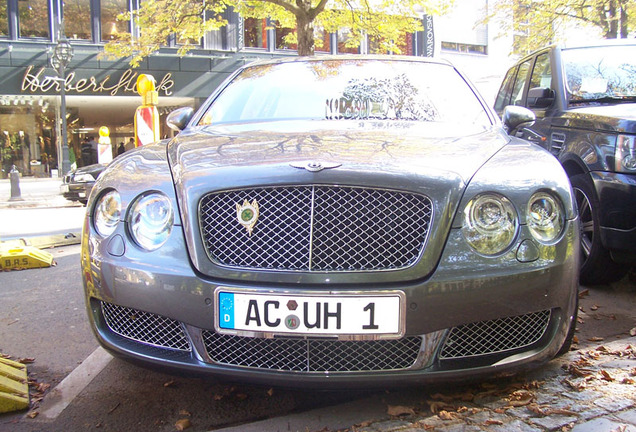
[
  {"left": 94, "top": 190, "right": 121, "bottom": 237},
  {"left": 463, "top": 193, "right": 518, "bottom": 256},
  {"left": 527, "top": 192, "right": 564, "bottom": 243},
  {"left": 129, "top": 193, "right": 174, "bottom": 251},
  {"left": 616, "top": 134, "right": 636, "bottom": 172}
]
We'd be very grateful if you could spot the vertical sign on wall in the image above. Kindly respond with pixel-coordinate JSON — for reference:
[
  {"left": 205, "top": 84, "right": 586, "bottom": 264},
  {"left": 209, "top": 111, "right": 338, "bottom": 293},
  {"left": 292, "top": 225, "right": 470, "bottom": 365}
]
[{"left": 423, "top": 15, "right": 435, "bottom": 57}]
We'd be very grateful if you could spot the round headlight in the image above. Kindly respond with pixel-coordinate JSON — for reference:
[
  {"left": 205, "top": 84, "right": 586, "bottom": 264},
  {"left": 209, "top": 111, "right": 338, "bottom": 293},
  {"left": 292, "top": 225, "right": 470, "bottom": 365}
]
[
  {"left": 94, "top": 190, "right": 121, "bottom": 237},
  {"left": 463, "top": 193, "right": 518, "bottom": 256},
  {"left": 527, "top": 192, "right": 564, "bottom": 243},
  {"left": 129, "top": 192, "right": 174, "bottom": 251}
]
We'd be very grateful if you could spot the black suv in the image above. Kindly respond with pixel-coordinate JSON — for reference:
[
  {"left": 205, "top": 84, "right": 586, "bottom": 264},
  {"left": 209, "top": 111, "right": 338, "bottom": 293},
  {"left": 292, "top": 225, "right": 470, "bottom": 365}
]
[{"left": 495, "top": 42, "right": 636, "bottom": 285}]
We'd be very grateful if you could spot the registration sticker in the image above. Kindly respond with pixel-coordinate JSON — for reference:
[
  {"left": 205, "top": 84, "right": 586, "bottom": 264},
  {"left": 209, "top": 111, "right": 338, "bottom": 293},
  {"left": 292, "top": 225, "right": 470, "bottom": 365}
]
[{"left": 215, "top": 289, "right": 404, "bottom": 339}]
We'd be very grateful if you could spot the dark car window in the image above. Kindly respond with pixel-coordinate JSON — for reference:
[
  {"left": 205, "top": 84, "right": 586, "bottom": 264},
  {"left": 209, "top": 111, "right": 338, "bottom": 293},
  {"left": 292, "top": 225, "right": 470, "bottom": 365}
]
[
  {"left": 563, "top": 45, "right": 636, "bottom": 102},
  {"left": 510, "top": 59, "right": 532, "bottom": 107},
  {"left": 494, "top": 67, "right": 517, "bottom": 112},
  {"left": 199, "top": 60, "right": 492, "bottom": 128},
  {"left": 529, "top": 52, "right": 551, "bottom": 90}
]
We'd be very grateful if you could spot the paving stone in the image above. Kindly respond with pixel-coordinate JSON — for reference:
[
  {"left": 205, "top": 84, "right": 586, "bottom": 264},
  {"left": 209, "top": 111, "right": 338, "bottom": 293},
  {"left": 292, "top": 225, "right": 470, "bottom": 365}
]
[
  {"left": 363, "top": 419, "right": 412, "bottom": 431},
  {"left": 434, "top": 423, "right": 483, "bottom": 432},
  {"left": 484, "top": 419, "right": 543, "bottom": 432},
  {"left": 570, "top": 417, "right": 636, "bottom": 432},
  {"left": 594, "top": 396, "right": 636, "bottom": 412},
  {"left": 562, "top": 390, "right": 604, "bottom": 401},
  {"left": 464, "top": 409, "right": 511, "bottom": 425},
  {"left": 528, "top": 415, "right": 577, "bottom": 430},
  {"left": 615, "top": 408, "right": 636, "bottom": 425}
]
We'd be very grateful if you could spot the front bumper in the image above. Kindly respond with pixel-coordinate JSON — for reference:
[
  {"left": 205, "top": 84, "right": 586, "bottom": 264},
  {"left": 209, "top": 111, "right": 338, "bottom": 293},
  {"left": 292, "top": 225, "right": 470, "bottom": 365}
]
[
  {"left": 81, "top": 216, "right": 579, "bottom": 387},
  {"left": 593, "top": 171, "right": 636, "bottom": 262},
  {"left": 61, "top": 182, "right": 94, "bottom": 203}
]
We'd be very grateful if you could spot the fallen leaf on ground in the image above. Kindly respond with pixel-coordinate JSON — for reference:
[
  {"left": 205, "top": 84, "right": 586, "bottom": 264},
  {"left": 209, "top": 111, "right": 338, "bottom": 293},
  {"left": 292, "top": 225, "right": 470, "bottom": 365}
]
[
  {"left": 18, "top": 357, "right": 35, "bottom": 364},
  {"left": 267, "top": 388, "right": 274, "bottom": 397},
  {"left": 26, "top": 411, "right": 38, "bottom": 419},
  {"left": 179, "top": 410, "right": 191, "bottom": 417},
  {"left": 387, "top": 405, "right": 415, "bottom": 416},
  {"left": 175, "top": 418, "right": 191, "bottom": 431},
  {"left": 587, "top": 336, "right": 604, "bottom": 342},
  {"left": 630, "top": 328, "right": 636, "bottom": 337},
  {"left": 163, "top": 380, "right": 175, "bottom": 387},
  {"left": 438, "top": 410, "right": 454, "bottom": 420},
  {"left": 600, "top": 370, "right": 615, "bottom": 381},
  {"left": 485, "top": 419, "right": 504, "bottom": 425},
  {"left": 578, "top": 289, "right": 589, "bottom": 298},
  {"left": 590, "top": 305, "right": 599, "bottom": 311}
]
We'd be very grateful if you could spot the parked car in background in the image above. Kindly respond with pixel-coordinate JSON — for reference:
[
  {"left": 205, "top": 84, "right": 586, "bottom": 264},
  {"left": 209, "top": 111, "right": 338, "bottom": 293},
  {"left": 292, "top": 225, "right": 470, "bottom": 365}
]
[
  {"left": 81, "top": 56, "right": 578, "bottom": 387},
  {"left": 494, "top": 41, "right": 636, "bottom": 285},
  {"left": 60, "top": 163, "right": 106, "bottom": 205}
]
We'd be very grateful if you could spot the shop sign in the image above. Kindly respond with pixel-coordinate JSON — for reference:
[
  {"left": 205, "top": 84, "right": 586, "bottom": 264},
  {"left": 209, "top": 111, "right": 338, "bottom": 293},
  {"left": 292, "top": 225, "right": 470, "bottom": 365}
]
[
  {"left": 423, "top": 15, "right": 434, "bottom": 58},
  {"left": 20, "top": 66, "right": 174, "bottom": 96}
]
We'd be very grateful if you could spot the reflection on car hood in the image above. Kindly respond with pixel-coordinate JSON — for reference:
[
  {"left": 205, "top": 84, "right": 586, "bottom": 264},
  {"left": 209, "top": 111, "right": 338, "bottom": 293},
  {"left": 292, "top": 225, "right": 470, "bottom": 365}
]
[{"left": 167, "top": 121, "right": 508, "bottom": 184}]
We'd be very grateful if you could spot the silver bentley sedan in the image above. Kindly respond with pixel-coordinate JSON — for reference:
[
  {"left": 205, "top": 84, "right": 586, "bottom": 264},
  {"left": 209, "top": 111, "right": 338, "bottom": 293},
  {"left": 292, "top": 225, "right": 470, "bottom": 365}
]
[{"left": 81, "top": 56, "right": 579, "bottom": 387}]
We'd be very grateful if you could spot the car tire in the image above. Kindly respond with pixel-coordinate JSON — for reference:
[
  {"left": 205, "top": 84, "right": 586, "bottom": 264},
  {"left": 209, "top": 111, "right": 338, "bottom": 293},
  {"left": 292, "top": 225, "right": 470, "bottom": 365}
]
[{"left": 570, "top": 173, "right": 629, "bottom": 285}]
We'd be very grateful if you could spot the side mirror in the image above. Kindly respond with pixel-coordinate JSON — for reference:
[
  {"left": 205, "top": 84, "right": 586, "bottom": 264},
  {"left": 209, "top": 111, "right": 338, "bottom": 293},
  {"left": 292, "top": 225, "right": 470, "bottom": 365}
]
[
  {"left": 502, "top": 106, "right": 536, "bottom": 134},
  {"left": 166, "top": 107, "right": 194, "bottom": 132},
  {"left": 527, "top": 87, "right": 554, "bottom": 108}
]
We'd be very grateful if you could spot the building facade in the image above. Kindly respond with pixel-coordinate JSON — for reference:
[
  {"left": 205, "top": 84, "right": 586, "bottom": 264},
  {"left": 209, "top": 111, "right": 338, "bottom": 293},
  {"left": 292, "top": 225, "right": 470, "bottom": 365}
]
[{"left": 0, "top": 0, "right": 507, "bottom": 178}]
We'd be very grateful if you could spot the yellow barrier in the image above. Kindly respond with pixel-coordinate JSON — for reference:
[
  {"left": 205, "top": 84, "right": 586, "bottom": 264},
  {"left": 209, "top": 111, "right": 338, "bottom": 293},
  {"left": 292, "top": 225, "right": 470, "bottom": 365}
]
[
  {"left": 0, "top": 357, "right": 29, "bottom": 413},
  {"left": 0, "top": 241, "right": 54, "bottom": 270}
]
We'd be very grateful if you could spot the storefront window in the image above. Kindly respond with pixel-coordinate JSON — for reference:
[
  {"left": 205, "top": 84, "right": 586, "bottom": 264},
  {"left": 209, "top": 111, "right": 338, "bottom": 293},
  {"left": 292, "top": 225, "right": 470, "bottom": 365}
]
[
  {"left": 337, "top": 28, "right": 359, "bottom": 54},
  {"left": 244, "top": 18, "right": 267, "bottom": 49},
  {"left": 276, "top": 25, "right": 296, "bottom": 50},
  {"left": 0, "top": 1, "right": 8, "bottom": 37},
  {"left": 19, "top": 0, "right": 50, "bottom": 39},
  {"left": 101, "top": 0, "right": 129, "bottom": 41},
  {"left": 369, "top": 33, "right": 414, "bottom": 55},
  {"left": 314, "top": 27, "right": 330, "bottom": 53},
  {"left": 64, "top": 0, "right": 91, "bottom": 40},
  {"left": 0, "top": 96, "right": 58, "bottom": 178}
]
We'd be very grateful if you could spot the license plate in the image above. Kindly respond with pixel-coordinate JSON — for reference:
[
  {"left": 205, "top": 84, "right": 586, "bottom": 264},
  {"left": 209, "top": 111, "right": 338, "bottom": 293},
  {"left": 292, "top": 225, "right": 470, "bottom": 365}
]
[
  {"left": 79, "top": 192, "right": 86, "bottom": 198},
  {"left": 215, "top": 289, "right": 404, "bottom": 339},
  {"left": 60, "top": 185, "right": 69, "bottom": 193}
]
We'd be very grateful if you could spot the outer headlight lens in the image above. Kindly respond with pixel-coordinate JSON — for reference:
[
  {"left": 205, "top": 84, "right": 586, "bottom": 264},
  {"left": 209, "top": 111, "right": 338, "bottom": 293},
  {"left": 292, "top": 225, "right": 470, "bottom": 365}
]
[
  {"left": 463, "top": 193, "right": 518, "bottom": 256},
  {"left": 74, "top": 173, "right": 96, "bottom": 182},
  {"left": 129, "top": 193, "right": 174, "bottom": 251},
  {"left": 94, "top": 190, "right": 121, "bottom": 237},
  {"left": 527, "top": 192, "right": 564, "bottom": 243},
  {"left": 616, "top": 134, "right": 636, "bottom": 172}
]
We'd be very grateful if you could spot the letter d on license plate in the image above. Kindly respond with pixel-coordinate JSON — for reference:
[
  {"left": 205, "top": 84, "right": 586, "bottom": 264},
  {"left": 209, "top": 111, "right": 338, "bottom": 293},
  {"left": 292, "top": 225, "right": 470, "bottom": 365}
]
[{"left": 215, "top": 289, "right": 404, "bottom": 339}]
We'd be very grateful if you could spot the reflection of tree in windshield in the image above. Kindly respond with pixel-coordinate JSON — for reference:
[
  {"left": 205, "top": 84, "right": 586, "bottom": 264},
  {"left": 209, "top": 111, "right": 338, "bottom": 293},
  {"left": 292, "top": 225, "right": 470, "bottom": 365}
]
[
  {"left": 567, "top": 55, "right": 636, "bottom": 101},
  {"left": 335, "top": 74, "right": 438, "bottom": 121}
]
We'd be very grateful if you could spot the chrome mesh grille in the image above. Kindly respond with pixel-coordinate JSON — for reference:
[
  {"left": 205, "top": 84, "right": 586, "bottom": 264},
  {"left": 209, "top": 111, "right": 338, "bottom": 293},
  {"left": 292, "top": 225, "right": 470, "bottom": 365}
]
[
  {"left": 101, "top": 302, "right": 191, "bottom": 352},
  {"left": 439, "top": 310, "right": 551, "bottom": 359},
  {"left": 202, "top": 331, "right": 422, "bottom": 372},
  {"left": 199, "top": 186, "right": 432, "bottom": 271}
]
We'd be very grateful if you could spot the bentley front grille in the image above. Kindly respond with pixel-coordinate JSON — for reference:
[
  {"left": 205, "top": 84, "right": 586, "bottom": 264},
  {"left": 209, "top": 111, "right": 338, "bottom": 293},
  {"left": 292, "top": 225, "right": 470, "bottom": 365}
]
[
  {"left": 101, "top": 302, "right": 191, "bottom": 352},
  {"left": 199, "top": 186, "right": 432, "bottom": 271},
  {"left": 439, "top": 310, "right": 551, "bottom": 359},
  {"left": 202, "top": 331, "right": 422, "bottom": 372}
]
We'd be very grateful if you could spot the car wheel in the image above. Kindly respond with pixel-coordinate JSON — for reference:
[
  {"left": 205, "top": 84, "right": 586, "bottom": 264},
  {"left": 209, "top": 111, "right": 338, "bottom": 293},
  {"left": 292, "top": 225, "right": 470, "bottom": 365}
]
[{"left": 570, "top": 174, "right": 629, "bottom": 285}]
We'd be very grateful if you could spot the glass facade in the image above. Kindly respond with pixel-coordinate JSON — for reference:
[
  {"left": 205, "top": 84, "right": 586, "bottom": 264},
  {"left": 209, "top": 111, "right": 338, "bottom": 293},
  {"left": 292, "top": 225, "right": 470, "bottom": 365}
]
[
  {"left": 18, "top": 0, "right": 50, "bottom": 38},
  {"left": 101, "top": 0, "right": 129, "bottom": 41},
  {"left": 244, "top": 18, "right": 267, "bottom": 49},
  {"left": 64, "top": 0, "right": 91, "bottom": 40}
]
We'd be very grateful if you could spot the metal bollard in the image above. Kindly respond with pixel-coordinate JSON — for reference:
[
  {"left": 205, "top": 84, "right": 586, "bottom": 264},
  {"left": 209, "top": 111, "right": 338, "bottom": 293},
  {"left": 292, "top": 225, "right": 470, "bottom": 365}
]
[{"left": 9, "top": 165, "right": 24, "bottom": 202}]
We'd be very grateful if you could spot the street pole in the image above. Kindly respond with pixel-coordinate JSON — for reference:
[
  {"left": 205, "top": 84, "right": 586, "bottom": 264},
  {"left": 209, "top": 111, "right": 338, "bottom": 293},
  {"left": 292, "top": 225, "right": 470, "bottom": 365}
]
[
  {"left": 58, "top": 61, "right": 70, "bottom": 176},
  {"left": 50, "top": 21, "right": 73, "bottom": 177}
]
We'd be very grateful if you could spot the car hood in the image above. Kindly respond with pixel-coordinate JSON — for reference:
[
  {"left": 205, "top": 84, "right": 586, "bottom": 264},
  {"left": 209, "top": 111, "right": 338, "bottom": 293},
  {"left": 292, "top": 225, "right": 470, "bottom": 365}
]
[
  {"left": 166, "top": 120, "right": 510, "bottom": 283},
  {"left": 563, "top": 103, "right": 636, "bottom": 133},
  {"left": 167, "top": 120, "right": 508, "bottom": 185}
]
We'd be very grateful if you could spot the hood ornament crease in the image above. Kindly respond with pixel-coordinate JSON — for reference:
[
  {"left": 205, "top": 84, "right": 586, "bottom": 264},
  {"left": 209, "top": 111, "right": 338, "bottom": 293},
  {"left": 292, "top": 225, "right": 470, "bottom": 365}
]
[{"left": 290, "top": 161, "right": 342, "bottom": 172}]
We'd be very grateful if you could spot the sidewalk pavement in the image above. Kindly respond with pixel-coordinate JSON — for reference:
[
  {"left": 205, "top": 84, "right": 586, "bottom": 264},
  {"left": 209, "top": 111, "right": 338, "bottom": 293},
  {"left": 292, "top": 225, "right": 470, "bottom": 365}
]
[
  {"left": 0, "top": 176, "right": 84, "bottom": 247},
  {"left": 333, "top": 337, "right": 636, "bottom": 432}
]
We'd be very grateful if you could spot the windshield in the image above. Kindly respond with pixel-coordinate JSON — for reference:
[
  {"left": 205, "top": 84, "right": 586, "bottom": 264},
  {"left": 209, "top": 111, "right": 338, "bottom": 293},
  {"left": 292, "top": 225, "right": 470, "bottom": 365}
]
[
  {"left": 563, "top": 45, "right": 636, "bottom": 103},
  {"left": 199, "top": 59, "right": 492, "bottom": 128}
]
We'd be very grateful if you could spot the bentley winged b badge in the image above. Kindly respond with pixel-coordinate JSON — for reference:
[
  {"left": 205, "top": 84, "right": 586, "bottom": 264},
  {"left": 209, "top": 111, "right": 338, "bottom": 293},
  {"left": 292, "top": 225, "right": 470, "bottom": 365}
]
[{"left": 236, "top": 199, "right": 259, "bottom": 236}]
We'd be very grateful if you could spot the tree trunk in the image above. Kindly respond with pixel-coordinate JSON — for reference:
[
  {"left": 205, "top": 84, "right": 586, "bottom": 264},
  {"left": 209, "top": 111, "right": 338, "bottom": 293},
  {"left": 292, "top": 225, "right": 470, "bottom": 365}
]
[
  {"left": 296, "top": 13, "right": 315, "bottom": 56},
  {"left": 620, "top": 1, "right": 629, "bottom": 38}
]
